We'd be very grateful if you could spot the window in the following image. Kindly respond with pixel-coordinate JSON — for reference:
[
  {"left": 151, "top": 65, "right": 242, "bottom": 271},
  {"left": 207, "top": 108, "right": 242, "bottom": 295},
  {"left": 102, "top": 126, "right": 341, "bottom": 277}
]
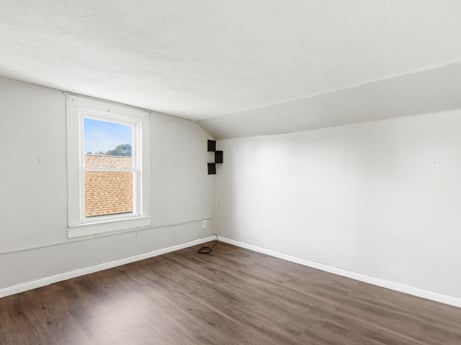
[
  {"left": 67, "top": 95, "right": 151, "bottom": 238},
  {"left": 83, "top": 118, "right": 135, "bottom": 218}
]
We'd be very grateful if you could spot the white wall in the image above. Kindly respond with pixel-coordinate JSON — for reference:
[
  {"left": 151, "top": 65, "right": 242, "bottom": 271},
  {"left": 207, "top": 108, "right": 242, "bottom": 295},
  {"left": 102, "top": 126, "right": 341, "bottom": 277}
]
[
  {"left": 0, "top": 77, "right": 215, "bottom": 289},
  {"left": 217, "top": 109, "right": 461, "bottom": 299}
]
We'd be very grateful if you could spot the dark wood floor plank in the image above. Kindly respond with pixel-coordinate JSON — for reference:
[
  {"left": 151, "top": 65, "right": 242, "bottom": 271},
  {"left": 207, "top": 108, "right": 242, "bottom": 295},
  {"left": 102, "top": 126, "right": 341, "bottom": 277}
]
[{"left": 1, "top": 242, "right": 461, "bottom": 345}]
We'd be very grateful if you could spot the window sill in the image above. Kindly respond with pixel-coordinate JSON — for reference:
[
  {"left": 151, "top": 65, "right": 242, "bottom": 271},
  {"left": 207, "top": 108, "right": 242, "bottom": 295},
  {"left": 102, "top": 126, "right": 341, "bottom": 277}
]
[{"left": 68, "top": 216, "right": 151, "bottom": 239}]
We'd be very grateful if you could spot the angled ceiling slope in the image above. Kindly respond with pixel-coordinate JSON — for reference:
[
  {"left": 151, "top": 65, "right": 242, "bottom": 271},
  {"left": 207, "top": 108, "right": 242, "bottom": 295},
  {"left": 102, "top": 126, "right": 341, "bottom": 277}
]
[
  {"left": 1, "top": 1, "right": 461, "bottom": 120},
  {"left": 198, "top": 63, "right": 461, "bottom": 139}
]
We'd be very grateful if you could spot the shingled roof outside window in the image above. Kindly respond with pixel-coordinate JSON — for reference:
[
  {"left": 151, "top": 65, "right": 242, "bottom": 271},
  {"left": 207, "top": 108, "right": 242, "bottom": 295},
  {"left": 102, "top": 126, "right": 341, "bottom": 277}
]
[{"left": 84, "top": 154, "right": 133, "bottom": 218}]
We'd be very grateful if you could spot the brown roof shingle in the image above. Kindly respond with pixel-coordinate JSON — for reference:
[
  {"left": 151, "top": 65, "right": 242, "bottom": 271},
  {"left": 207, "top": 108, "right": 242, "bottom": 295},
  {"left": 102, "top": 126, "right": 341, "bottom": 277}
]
[{"left": 84, "top": 155, "right": 133, "bottom": 218}]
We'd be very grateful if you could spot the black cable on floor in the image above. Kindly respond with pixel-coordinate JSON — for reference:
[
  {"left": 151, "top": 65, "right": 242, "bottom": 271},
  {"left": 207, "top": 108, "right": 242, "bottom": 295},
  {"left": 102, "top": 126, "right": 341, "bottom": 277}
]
[{"left": 197, "top": 234, "right": 218, "bottom": 254}]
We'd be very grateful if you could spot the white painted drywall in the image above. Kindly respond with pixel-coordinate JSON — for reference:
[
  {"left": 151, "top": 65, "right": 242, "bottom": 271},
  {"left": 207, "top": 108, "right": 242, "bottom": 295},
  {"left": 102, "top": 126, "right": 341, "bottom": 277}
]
[
  {"left": 216, "top": 110, "right": 461, "bottom": 299},
  {"left": 0, "top": 77, "right": 215, "bottom": 289}
]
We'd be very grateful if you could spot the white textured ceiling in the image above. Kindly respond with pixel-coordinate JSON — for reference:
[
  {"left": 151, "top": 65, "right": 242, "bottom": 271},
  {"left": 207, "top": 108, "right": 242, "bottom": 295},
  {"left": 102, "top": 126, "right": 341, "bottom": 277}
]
[{"left": 1, "top": 1, "right": 461, "bottom": 120}]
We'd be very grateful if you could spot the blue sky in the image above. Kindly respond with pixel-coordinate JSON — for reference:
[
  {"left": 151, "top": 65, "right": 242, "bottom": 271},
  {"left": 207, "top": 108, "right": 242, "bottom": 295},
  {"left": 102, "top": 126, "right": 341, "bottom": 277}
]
[{"left": 84, "top": 118, "right": 132, "bottom": 154}]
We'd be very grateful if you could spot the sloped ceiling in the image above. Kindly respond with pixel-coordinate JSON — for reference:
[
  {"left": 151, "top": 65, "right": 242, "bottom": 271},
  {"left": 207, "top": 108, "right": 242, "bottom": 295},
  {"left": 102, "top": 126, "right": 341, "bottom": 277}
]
[
  {"left": 199, "top": 63, "right": 461, "bottom": 139},
  {"left": 1, "top": 1, "right": 461, "bottom": 134}
]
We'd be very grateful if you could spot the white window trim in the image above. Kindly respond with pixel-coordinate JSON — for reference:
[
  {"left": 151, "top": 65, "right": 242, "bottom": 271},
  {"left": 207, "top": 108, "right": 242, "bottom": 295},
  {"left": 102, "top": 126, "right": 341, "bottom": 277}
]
[{"left": 67, "top": 95, "right": 151, "bottom": 238}]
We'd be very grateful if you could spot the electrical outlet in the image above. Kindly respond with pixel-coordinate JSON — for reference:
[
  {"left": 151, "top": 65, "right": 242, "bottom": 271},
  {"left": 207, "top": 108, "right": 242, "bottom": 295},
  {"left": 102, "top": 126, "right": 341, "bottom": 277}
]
[{"left": 201, "top": 220, "right": 208, "bottom": 228}]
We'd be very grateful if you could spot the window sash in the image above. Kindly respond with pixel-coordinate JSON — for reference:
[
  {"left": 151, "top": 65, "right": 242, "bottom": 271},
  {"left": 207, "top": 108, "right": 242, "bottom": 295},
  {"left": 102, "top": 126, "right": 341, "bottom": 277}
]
[
  {"left": 81, "top": 169, "right": 141, "bottom": 223},
  {"left": 84, "top": 167, "right": 137, "bottom": 172}
]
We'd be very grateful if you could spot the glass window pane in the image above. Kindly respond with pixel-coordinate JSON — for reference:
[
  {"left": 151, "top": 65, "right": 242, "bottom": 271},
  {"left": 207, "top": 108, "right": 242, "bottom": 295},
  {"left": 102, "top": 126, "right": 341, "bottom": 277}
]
[
  {"left": 85, "top": 155, "right": 132, "bottom": 169},
  {"left": 84, "top": 117, "right": 133, "bottom": 168},
  {"left": 85, "top": 171, "right": 134, "bottom": 217}
]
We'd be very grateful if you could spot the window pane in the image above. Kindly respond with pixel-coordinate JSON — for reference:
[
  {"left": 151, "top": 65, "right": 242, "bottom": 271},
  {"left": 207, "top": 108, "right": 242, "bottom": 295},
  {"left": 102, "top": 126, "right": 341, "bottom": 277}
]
[
  {"left": 85, "top": 154, "right": 132, "bottom": 168},
  {"left": 84, "top": 117, "right": 133, "bottom": 168},
  {"left": 85, "top": 171, "right": 134, "bottom": 217}
]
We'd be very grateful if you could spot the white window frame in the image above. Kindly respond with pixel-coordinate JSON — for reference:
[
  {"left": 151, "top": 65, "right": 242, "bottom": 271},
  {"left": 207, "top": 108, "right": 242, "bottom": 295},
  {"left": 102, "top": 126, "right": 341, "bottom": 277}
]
[{"left": 67, "top": 95, "right": 151, "bottom": 238}]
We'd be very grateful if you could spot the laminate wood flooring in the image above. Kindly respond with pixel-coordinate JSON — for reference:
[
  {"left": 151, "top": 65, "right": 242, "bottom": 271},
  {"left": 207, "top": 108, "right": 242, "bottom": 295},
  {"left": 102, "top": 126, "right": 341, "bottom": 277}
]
[{"left": 1, "top": 242, "right": 461, "bottom": 345}]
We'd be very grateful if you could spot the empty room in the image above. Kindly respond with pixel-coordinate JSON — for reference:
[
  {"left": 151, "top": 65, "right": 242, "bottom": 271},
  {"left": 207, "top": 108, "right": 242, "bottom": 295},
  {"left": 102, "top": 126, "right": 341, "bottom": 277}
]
[{"left": 1, "top": 1, "right": 461, "bottom": 344}]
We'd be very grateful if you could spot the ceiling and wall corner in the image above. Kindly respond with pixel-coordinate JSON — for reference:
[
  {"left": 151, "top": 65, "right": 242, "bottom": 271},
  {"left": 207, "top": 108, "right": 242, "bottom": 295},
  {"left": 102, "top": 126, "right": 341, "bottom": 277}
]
[{"left": 1, "top": 0, "right": 461, "bottom": 133}]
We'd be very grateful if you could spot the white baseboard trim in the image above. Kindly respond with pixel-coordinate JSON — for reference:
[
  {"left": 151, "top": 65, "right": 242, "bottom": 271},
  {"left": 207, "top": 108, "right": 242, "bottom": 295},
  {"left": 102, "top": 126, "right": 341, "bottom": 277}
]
[
  {"left": 0, "top": 236, "right": 216, "bottom": 299},
  {"left": 218, "top": 236, "right": 461, "bottom": 309}
]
